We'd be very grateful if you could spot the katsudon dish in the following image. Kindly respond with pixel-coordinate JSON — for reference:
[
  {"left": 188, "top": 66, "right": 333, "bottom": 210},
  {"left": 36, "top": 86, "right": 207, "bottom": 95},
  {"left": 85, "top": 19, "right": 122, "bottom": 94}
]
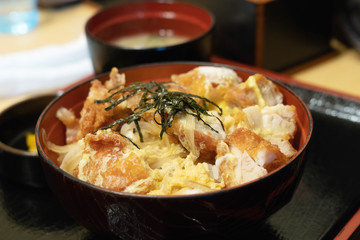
[{"left": 45, "top": 66, "right": 298, "bottom": 195}]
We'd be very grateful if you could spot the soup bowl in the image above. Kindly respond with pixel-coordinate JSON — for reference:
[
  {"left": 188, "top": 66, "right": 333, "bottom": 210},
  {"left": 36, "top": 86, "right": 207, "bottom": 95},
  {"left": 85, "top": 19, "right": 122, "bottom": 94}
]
[
  {"left": 35, "top": 62, "right": 313, "bottom": 239},
  {"left": 85, "top": 1, "right": 214, "bottom": 74}
]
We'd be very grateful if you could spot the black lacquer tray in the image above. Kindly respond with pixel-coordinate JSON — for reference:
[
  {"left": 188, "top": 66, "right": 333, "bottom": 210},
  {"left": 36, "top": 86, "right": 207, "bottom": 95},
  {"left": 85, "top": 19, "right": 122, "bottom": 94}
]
[{"left": 1, "top": 81, "right": 360, "bottom": 240}]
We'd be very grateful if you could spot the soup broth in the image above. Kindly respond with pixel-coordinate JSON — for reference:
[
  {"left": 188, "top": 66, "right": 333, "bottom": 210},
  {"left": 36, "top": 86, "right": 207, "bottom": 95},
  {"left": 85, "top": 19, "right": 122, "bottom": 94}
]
[{"left": 112, "top": 33, "right": 188, "bottom": 49}]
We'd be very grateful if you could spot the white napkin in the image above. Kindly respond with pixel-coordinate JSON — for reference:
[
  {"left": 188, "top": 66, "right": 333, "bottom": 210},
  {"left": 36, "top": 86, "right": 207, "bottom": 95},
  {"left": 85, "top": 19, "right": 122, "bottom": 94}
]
[{"left": 0, "top": 36, "right": 94, "bottom": 98}]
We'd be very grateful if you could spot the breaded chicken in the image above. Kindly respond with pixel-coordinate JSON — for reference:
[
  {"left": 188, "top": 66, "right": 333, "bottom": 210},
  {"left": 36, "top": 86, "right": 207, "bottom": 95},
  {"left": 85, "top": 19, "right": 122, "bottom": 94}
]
[
  {"left": 56, "top": 107, "right": 79, "bottom": 144},
  {"left": 244, "top": 104, "right": 297, "bottom": 158},
  {"left": 171, "top": 66, "right": 242, "bottom": 103},
  {"left": 77, "top": 69, "right": 129, "bottom": 139},
  {"left": 74, "top": 129, "right": 149, "bottom": 191},
  {"left": 226, "top": 128, "right": 288, "bottom": 172},
  {"left": 224, "top": 74, "right": 283, "bottom": 108},
  {"left": 169, "top": 111, "right": 225, "bottom": 162},
  {"left": 215, "top": 141, "right": 267, "bottom": 187}
]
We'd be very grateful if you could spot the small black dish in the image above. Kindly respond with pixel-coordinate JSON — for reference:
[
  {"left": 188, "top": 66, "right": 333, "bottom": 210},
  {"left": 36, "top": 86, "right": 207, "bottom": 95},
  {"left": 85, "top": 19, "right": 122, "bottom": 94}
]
[{"left": 0, "top": 93, "right": 57, "bottom": 188}]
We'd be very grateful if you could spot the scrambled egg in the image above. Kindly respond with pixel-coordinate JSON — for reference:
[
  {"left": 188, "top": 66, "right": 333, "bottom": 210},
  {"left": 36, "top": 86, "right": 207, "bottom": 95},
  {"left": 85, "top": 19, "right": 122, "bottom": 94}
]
[{"left": 48, "top": 66, "right": 298, "bottom": 195}]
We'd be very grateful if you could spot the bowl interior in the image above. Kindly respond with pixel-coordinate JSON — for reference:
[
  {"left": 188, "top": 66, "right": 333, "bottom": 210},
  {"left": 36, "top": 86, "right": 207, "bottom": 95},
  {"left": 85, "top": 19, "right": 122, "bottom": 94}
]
[
  {"left": 37, "top": 63, "right": 312, "bottom": 177},
  {"left": 86, "top": 2, "right": 214, "bottom": 47}
]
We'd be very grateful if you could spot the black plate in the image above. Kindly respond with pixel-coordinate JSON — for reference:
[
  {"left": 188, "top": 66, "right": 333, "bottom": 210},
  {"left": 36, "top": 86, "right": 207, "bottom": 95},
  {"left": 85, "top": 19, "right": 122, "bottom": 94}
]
[{"left": 0, "top": 83, "right": 359, "bottom": 240}]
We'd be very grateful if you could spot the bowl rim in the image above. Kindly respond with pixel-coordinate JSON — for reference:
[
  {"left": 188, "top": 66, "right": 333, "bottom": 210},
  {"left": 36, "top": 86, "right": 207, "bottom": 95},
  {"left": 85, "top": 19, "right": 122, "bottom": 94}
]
[
  {"left": 0, "top": 92, "right": 58, "bottom": 157},
  {"left": 85, "top": 1, "right": 215, "bottom": 52},
  {"left": 35, "top": 61, "right": 313, "bottom": 200}
]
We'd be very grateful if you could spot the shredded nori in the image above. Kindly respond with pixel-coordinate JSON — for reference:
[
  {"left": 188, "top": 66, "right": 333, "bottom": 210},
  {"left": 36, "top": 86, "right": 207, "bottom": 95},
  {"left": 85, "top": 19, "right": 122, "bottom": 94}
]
[{"left": 94, "top": 81, "right": 224, "bottom": 148}]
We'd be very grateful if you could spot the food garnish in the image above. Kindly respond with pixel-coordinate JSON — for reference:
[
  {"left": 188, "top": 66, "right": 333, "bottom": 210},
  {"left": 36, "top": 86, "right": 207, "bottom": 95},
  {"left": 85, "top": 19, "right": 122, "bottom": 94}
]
[{"left": 94, "top": 81, "right": 224, "bottom": 147}]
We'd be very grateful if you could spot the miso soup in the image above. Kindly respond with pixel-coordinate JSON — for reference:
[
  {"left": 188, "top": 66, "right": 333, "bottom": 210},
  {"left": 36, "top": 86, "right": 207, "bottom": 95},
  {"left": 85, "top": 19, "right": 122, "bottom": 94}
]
[{"left": 111, "top": 33, "right": 188, "bottom": 49}]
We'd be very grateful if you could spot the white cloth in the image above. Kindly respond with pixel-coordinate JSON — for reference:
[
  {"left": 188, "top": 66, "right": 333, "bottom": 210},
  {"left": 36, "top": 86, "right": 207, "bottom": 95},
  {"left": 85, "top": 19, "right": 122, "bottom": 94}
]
[{"left": 0, "top": 36, "right": 94, "bottom": 98}]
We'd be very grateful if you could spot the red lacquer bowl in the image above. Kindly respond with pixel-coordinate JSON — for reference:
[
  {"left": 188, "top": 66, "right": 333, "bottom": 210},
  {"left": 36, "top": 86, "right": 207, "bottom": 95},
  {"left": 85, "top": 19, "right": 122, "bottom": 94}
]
[
  {"left": 86, "top": 1, "right": 214, "bottom": 74},
  {"left": 36, "top": 62, "right": 313, "bottom": 239}
]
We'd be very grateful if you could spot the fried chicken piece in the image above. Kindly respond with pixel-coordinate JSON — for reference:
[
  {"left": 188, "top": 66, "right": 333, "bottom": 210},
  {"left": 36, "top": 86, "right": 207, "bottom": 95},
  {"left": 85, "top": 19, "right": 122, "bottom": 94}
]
[
  {"left": 224, "top": 74, "right": 283, "bottom": 108},
  {"left": 77, "top": 68, "right": 128, "bottom": 139},
  {"left": 214, "top": 141, "right": 267, "bottom": 187},
  {"left": 215, "top": 127, "right": 287, "bottom": 188},
  {"left": 56, "top": 107, "right": 79, "bottom": 144},
  {"left": 244, "top": 104, "right": 297, "bottom": 158},
  {"left": 168, "top": 111, "right": 225, "bottom": 162},
  {"left": 171, "top": 66, "right": 242, "bottom": 103},
  {"left": 106, "top": 67, "right": 125, "bottom": 89},
  {"left": 226, "top": 128, "right": 288, "bottom": 172},
  {"left": 74, "top": 130, "right": 149, "bottom": 191}
]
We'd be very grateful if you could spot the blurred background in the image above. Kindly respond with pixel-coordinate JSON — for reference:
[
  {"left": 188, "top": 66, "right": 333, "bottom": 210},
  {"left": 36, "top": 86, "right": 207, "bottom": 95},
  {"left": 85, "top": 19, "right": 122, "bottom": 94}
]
[
  {"left": 1, "top": 0, "right": 360, "bottom": 98},
  {"left": 92, "top": 0, "right": 334, "bottom": 71},
  {"left": 89, "top": 0, "right": 360, "bottom": 70}
]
